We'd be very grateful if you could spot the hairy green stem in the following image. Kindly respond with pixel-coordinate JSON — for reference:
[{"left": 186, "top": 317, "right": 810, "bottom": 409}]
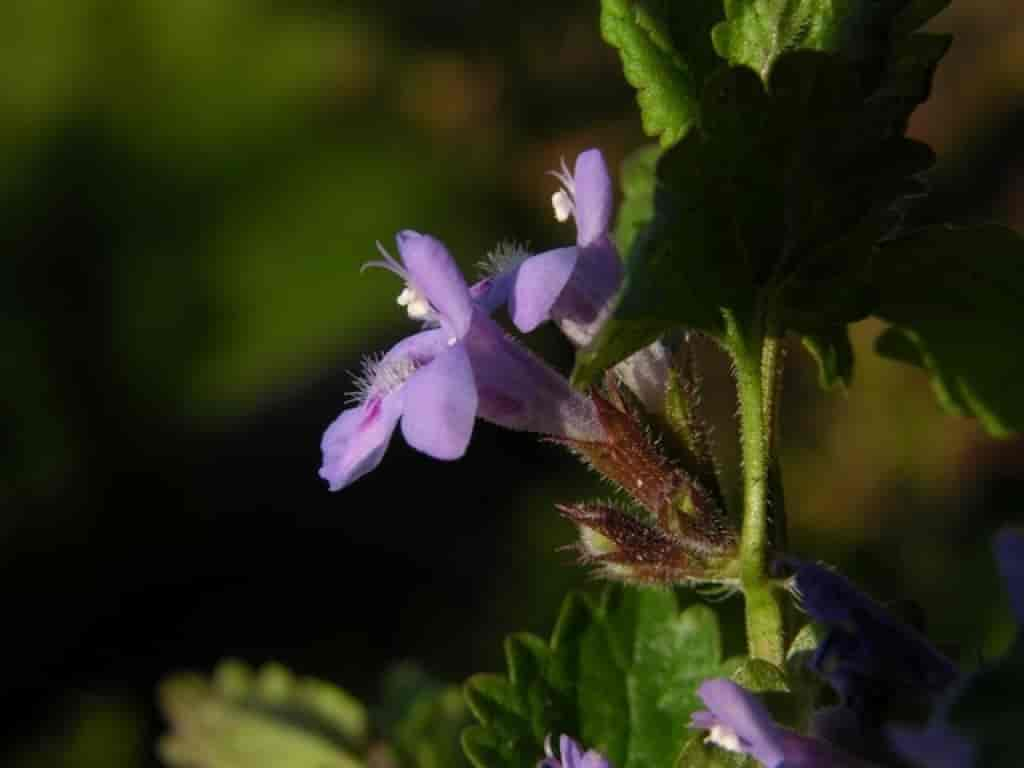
[{"left": 725, "top": 309, "right": 786, "bottom": 665}]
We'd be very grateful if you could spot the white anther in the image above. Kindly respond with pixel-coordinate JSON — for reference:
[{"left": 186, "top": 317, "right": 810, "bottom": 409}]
[
  {"left": 447, "top": 336, "right": 457, "bottom": 347},
  {"left": 397, "top": 286, "right": 431, "bottom": 320},
  {"left": 552, "top": 189, "right": 573, "bottom": 222},
  {"left": 705, "top": 725, "right": 743, "bottom": 754}
]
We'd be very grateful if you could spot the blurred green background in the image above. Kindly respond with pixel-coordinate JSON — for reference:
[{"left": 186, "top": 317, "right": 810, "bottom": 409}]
[{"left": 3, "top": 1, "right": 1024, "bottom": 765}]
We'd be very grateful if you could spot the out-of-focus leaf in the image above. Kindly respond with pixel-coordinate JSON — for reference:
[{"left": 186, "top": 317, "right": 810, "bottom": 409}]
[
  {"left": 802, "top": 326, "right": 855, "bottom": 389},
  {"left": 378, "top": 663, "right": 471, "bottom": 768},
  {"left": 613, "top": 143, "right": 662, "bottom": 256},
  {"left": 873, "top": 225, "right": 1024, "bottom": 436},
  {"left": 463, "top": 586, "right": 723, "bottom": 768},
  {"left": 158, "top": 659, "right": 367, "bottom": 768}
]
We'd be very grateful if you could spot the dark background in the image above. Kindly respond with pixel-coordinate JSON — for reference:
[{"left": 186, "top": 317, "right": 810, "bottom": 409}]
[{"left": 3, "top": 2, "right": 1024, "bottom": 764}]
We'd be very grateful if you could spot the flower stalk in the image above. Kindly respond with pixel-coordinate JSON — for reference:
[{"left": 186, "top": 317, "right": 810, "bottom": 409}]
[{"left": 725, "top": 308, "right": 787, "bottom": 665}]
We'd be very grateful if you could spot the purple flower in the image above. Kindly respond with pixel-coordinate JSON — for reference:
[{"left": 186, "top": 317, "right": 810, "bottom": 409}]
[
  {"left": 888, "top": 722, "right": 974, "bottom": 768},
  {"left": 539, "top": 734, "right": 612, "bottom": 768},
  {"left": 476, "top": 149, "right": 622, "bottom": 348},
  {"left": 789, "top": 560, "right": 957, "bottom": 705},
  {"left": 692, "top": 679, "right": 878, "bottom": 768},
  {"left": 319, "top": 231, "right": 605, "bottom": 490},
  {"left": 888, "top": 527, "right": 1024, "bottom": 768}
]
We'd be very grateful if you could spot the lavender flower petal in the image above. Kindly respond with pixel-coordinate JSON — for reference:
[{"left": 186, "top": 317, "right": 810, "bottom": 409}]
[
  {"left": 614, "top": 340, "right": 671, "bottom": 415},
  {"left": 995, "top": 527, "right": 1024, "bottom": 626},
  {"left": 549, "top": 238, "right": 622, "bottom": 347},
  {"left": 694, "top": 679, "right": 880, "bottom": 768},
  {"left": 397, "top": 230, "right": 473, "bottom": 337},
  {"left": 888, "top": 723, "right": 974, "bottom": 768},
  {"left": 319, "top": 393, "right": 403, "bottom": 491},
  {"left": 693, "top": 678, "right": 785, "bottom": 768},
  {"left": 791, "top": 560, "right": 957, "bottom": 700},
  {"left": 539, "top": 735, "right": 612, "bottom": 768},
  {"left": 464, "top": 313, "right": 604, "bottom": 442},
  {"left": 572, "top": 148, "right": 613, "bottom": 247},
  {"left": 400, "top": 342, "right": 478, "bottom": 459},
  {"left": 510, "top": 246, "right": 578, "bottom": 333}
]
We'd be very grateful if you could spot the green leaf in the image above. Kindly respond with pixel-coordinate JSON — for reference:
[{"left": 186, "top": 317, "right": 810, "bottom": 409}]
[
  {"left": 576, "top": 43, "right": 950, "bottom": 386},
  {"left": 801, "top": 325, "right": 854, "bottom": 389},
  {"left": 378, "top": 664, "right": 472, "bottom": 768},
  {"left": 463, "top": 587, "right": 725, "bottom": 768},
  {"left": 873, "top": 225, "right": 1024, "bottom": 436},
  {"left": 613, "top": 143, "right": 662, "bottom": 256},
  {"left": 158, "top": 660, "right": 367, "bottom": 768},
  {"left": 601, "top": 0, "right": 723, "bottom": 146},
  {"left": 712, "top": 0, "right": 848, "bottom": 79}
]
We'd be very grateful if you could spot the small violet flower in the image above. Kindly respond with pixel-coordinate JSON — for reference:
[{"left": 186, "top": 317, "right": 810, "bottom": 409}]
[
  {"left": 788, "top": 559, "right": 957, "bottom": 706},
  {"left": 319, "top": 231, "right": 605, "bottom": 491},
  {"left": 888, "top": 527, "right": 1024, "bottom": 768},
  {"left": 539, "top": 734, "right": 612, "bottom": 768},
  {"left": 692, "top": 678, "right": 878, "bottom": 768},
  {"left": 475, "top": 148, "right": 622, "bottom": 348}
]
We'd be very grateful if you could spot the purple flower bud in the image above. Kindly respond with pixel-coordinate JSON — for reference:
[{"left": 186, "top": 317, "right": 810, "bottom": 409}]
[
  {"left": 539, "top": 734, "right": 612, "bottom": 768},
  {"left": 320, "top": 232, "right": 605, "bottom": 491},
  {"left": 478, "top": 149, "right": 622, "bottom": 347},
  {"left": 788, "top": 560, "right": 957, "bottom": 704},
  {"left": 692, "top": 679, "right": 879, "bottom": 768}
]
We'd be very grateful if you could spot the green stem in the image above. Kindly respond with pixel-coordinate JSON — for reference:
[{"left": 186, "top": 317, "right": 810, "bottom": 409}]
[{"left": 725, "top": 309, "right": 786, "bottom": 665}]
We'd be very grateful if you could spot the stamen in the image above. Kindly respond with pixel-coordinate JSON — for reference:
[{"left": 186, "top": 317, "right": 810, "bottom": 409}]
[
  {"left": 552, "top": 190, "right": 573, "bottom": 222},
  {"left": 705, "top": 725, "right": 743, "bottom": 754},
  {"left": 547, "top": 157, "right": 577, "bottom": 223}
]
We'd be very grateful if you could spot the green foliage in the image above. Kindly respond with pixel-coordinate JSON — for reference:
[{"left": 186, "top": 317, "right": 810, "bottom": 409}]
[
  {"left": 378, "top": 664, "right": 472, "bottom": 768},
  {"left": 873, "top": 225, "right": 1024, "bottom": 437},
  {"left": 600, "top": 0, "right": 724, "bottom": 147},
  {"left": 712, "top": 0, "right": 847, "bottom": 78},
  {"left": 711, "top": 0, "right": 951, "bottom": 80},
  {"left": 578, "top": 26, "right": 951, "bottom": 387},
  {"left": 802, "top": 327, "right": 854, "bottom": 388},
  {"left": 613, "top": 143, "right": 662, "bottom": 256},
  {"left": 158, "top": 660, "right": 367, "bottom": 768},
  {"left": 463, "top": 586, "right": 725, "bottom": 768}
]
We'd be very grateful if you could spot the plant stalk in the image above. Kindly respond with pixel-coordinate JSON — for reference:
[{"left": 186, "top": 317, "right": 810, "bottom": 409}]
[{"left": 725, "top": 309, "right": 786, "bottom": 665}]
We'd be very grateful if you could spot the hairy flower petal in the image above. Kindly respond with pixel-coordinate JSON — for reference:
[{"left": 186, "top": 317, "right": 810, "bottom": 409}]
[{"left": 400, "top": 342, "right": 477, "bottom": 459}]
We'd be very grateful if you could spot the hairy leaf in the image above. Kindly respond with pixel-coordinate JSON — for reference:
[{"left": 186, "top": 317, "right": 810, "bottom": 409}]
[
  {"left": 601, "top": 0, "right": 723, "bottom": 146},
  {"left": 576, "top": 42, "right": 949, "bottom": 386},
  {"left": 463, "top": 587, "right": 724, "bottom": 768},
  {"left": 873, "top": 225, "right": 1024, "bottom": 436}
]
